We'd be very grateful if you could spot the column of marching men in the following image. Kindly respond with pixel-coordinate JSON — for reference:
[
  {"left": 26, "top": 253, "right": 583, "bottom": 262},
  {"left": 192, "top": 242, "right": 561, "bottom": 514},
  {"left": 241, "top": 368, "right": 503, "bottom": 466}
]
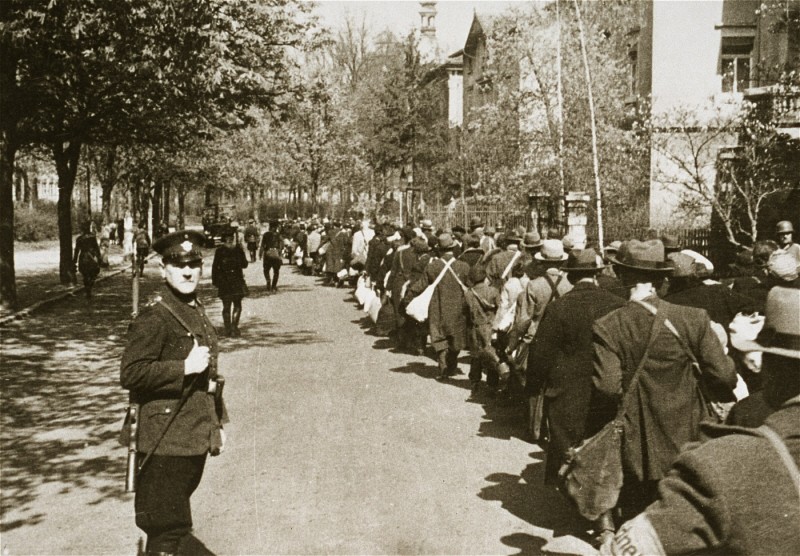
[{"left": 246, "top": 216, "right": 800, "bottom": 554}]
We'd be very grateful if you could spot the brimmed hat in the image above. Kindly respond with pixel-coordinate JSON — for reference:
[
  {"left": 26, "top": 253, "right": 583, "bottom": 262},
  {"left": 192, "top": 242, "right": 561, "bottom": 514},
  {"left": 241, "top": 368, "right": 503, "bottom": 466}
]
[
  {"left": 469, "top": 216, "right": 483, "bottom": 231},
  {"left": 522, "top": 231, "right": 543, "bottom": 248},
  {"left": 153, "top": 230, "right": 204, "bottom": 265},
  {"left": 605, "top": 240, "right": 622, "bottom": 254},
  {"left": 534, "top": 239, "right": 568, "bottom": 262},
  {"left": 562, "top": 248, "right": 604, "bottom": 272},
  {"left": 504, "top": 231, "right": 523, "bottom": 245},
  {"left": 561, "top": 236, "right": 575, "bottom": 252},
  {"left": 420, "top": 219, "right": 434, "bottom": 231},
  {"left": 611, "top": 240, "right": 673, "bottom": 272},
  {"left": 776, "top": 220, "right": 794, "bottom": 234},
  {"left": 732, "top": 287, "right": 800, "bottom": 359},
  {"left": 437, "top": 233, "right": 455, "bottom": 250},
  {"left": 661, "top": 233, "right": 681, "bottom": 251}
]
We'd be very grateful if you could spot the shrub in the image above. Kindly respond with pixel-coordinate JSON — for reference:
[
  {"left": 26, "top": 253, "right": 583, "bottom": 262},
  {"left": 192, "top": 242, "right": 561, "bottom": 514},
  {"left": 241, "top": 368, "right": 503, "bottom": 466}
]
[{"left": 15, "top": 201, "right": 83, "bottom": 242}]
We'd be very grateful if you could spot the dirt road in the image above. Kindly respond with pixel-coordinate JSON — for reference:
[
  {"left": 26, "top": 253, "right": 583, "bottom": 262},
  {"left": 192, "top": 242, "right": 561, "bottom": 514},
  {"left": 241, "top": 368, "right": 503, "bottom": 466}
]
[{"left": 1, "top": 259, "right": 593, "bottom": 555}]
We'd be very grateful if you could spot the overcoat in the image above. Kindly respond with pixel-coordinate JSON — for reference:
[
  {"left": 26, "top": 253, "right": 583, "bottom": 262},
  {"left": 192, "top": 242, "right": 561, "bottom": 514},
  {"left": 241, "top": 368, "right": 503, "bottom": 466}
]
[
  {"left": 514, "top": 268, "right": 573, "bottom": 340},
  {"left": 527, "top": 282, "right": 625, "bottom": 483},
  {"left": 612, "top": 399, "right": 800, "bottom": 556},
  {"left": 592, "top": 296, "right": 737, "bottom": 481},
  {"left": 485, "top": 248, "right": 522, "bottom": 287},
  {"left": 389, "top": 245, "right": 414, "bottom": 326},
  {"left": 211, "top": 244, "right": 248, "bottom": 300},
  {"left": 120, "top": 287, "right": 227, "bottom": 456},
  {"left": 465, "top": 281, "right": 500, "bottom": 357},
  {"left": 411, "top": 253, "right": 470, "bottom": 352},
  {"left": 324, "top": 226, "right": 345, "bottom": 274},
  {"left": 457, "top": 247, "right": 484, "bottom": 272}
]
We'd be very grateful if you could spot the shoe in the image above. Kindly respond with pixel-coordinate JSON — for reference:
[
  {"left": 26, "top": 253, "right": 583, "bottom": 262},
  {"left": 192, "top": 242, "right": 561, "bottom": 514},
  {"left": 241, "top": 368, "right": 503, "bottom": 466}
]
[
  {"left": 232, "top": 327, "right": 241, "bottom": 338},
  {"left": 435, "top": 373, "right": 449, "bottom": 382},
  {"left": 470, "top": 382, "right": 481, "bottom": 396}
]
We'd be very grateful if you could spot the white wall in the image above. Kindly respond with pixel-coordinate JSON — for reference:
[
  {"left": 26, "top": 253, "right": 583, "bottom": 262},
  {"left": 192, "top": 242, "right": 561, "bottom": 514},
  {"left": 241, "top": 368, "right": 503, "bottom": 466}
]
[
  {"left": 651, "top": 0, "right": 724, "bottom": 118},
  {"left": 447, "top": 70, "right": 463, "bottom": 127}
]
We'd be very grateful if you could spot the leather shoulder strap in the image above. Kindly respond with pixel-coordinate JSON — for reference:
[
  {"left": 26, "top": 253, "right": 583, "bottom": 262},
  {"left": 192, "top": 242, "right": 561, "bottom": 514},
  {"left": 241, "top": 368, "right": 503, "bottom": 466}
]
[
  {"left": 155, "top": 298, "right": 197, "bottom": 341},
  {"left": 617, "top": 307, "right": 665, "bottom": 419}
]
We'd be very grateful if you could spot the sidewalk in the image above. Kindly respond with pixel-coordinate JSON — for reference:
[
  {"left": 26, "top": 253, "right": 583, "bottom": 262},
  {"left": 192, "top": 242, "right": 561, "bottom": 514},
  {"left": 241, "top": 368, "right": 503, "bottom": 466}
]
[{"left": 1, "top": 240, "right": 135, "bottom": 326}]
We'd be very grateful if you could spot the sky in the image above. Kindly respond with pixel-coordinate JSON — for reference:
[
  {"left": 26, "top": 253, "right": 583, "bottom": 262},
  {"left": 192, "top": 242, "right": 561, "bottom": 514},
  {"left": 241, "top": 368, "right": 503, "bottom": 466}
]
[{"left": 311, "top": 0, "right": 525, "bottom": 55}]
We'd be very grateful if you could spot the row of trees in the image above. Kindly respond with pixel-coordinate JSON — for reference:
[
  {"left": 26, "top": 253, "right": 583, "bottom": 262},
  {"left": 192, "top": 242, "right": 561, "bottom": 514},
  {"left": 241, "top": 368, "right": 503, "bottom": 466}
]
[{"left": 1, "top": 0, "right": 315, "bottom": 309}]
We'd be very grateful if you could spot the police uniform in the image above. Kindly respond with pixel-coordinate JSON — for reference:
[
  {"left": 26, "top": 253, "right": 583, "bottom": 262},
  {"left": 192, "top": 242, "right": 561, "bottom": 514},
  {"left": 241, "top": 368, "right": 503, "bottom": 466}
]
[{"left": 120, "top": 230, "right": 227, "bottom": 555}]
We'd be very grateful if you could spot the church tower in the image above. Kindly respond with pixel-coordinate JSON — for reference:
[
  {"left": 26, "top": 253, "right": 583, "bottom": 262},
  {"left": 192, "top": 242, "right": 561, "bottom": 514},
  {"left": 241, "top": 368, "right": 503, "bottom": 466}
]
[{"left": 418, "top": 1, "right": 440, "bottom": 64}]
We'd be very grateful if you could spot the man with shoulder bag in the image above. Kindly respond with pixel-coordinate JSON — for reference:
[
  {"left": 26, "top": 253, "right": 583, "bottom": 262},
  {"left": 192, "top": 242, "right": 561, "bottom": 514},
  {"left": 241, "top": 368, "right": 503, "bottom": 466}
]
[{"left": 575, "top": 240, "right": 735, "bottom": 540}]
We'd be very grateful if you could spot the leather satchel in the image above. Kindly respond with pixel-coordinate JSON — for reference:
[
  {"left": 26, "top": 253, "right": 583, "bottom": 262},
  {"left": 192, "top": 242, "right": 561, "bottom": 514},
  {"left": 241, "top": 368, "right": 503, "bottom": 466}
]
[{"left": 558, "top": 308, "right": 665, "bottom": 521}]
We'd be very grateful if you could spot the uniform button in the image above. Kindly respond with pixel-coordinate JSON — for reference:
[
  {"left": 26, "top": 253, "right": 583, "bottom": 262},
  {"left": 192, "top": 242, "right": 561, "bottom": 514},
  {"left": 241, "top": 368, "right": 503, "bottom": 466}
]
[{"left": 165, "top": 408, "right": 171, "bottom": 413}]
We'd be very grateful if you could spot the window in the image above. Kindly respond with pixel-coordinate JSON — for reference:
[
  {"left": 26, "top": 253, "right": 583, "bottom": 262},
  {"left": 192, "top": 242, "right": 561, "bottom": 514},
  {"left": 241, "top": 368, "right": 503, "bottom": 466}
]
[{"left": 721, "top": 36, "right": 753, "bottom": 93}]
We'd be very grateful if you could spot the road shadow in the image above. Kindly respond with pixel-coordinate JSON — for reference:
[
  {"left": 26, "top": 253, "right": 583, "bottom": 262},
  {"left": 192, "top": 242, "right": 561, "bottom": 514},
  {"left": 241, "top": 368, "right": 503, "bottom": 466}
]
[
  {"left": 180, "top": 532, "right": 216, "bottom": 555},
  {"left": 479, "top": 460, "right": 594, "bottom": 555},
  {"left": 472, "top": 393, "right": 531, "bottom": 443},
  {"left": 388, "top": 361, "right": 472, "bottom": 390}
]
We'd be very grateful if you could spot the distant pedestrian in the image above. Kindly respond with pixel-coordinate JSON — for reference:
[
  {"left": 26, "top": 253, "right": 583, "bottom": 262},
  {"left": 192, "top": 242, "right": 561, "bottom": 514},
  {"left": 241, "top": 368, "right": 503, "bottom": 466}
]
[
  {"left": 259, "top": 221, "right": 283, "bottom": 293},
  {"left": 244, "top": 219, "right": 260, "bottom": 263},
  {"left": 212, "top": 230, "right": 249, "bottom": 337},
  {"left": 134, "top": 223, "right": 151, "bottom": 276},
  {"left": 73, "top": 222, "right": 102, "bottom": 299}
]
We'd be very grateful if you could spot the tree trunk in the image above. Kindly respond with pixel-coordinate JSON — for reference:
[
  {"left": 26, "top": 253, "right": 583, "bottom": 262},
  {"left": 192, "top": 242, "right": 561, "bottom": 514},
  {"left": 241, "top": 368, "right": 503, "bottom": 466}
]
[
  {"left": 163, "top": 178, "right": 171, "bottom": 227},
  {"left": 100, "top": 145, "right": 116, "bottom": 224},
  {"left": 151, "top": 179, "right": 162, "bottom": 236},
  {"left": 0, "top": 5, "right": 18, "bottom": 309},
  {"left": 0, "top": 135, "right": 17, "bottom": 310},
  {"left": 177, "top": 182, "right": 186, "bottom": 230},
  {"left": 573, "top": 0, "right": 605, "bottom": 252},
  {"left": 53, "top": 140, "right": 82, "bottom": 285}
]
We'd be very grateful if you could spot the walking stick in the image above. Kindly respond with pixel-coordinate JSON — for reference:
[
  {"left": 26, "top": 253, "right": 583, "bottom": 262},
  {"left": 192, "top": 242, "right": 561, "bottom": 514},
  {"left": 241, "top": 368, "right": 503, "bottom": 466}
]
[{"left": 125, "top": 269, "right": 141, "bottom": 493}]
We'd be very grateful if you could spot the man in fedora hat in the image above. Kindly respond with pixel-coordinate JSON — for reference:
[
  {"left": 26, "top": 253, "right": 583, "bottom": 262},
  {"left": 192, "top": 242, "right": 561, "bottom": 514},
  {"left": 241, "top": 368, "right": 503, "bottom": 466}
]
[
  {"left": 243, "top": 219, "right": 260, "bottom": 263},
  {"left": 527, "top": 248, "right": 625, "bottom": 489},
  {"left": 121, "top": 230, "right": 227, "bottom": 555},
  {"left": 469, "top": 216, "right": 496, "bottom": 254},
  {"left": 590, "top": 240, "right": 736, "bottom": 526},
  {"left": 514, "top": 239, "right": 572, "bottom": 345},
  {"left": 408, "top": 233, "right": 470, "bottom": 380},
  {"left": 457, "top": 233, "right": 485, "bottom": 272},
  {"left": 602, "top": 287, "right": 800, "bottom": 556},
  {"left": 419, "top": 219, "right": 437, "bottom": 250}
]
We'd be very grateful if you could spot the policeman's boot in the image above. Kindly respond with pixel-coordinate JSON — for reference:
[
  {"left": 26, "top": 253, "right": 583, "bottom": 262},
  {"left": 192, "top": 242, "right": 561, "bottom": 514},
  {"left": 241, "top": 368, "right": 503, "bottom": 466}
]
[
  {"left": 232, "top": 307, "right": 242, "bottom": 337},
  {"left": 222, "top": 311, "right": 232, "bottom": 337}
]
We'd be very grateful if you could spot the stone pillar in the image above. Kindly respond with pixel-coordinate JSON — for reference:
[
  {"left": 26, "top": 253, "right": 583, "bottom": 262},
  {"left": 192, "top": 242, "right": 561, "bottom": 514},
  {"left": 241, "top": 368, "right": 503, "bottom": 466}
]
[
  {"left": 564, "top": 191, "right": 590, "bottom": 249},
  {"left": 527, "top": 191, "right": 549, "bottom": 233}
]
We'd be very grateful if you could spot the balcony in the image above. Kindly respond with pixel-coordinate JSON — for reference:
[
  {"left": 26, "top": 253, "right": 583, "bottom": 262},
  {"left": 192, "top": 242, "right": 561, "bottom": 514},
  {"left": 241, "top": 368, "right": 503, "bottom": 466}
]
[{"left": 744, "top": 84, "right": 800, "bottom": 138}]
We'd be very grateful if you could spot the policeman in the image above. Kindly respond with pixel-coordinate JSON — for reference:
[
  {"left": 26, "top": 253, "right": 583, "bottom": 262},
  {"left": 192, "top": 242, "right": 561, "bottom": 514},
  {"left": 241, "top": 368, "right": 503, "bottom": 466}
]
[
  {"left": 120, "top": 230, "right": 227, "bottom": 555},
  {"left": 776, "top": 220, "right": 800, "bottom": 264}
]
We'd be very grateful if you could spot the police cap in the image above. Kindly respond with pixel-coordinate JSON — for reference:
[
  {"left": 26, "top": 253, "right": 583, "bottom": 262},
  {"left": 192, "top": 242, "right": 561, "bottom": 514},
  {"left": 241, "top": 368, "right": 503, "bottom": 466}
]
[{"left": 153, "top": 230, "right": 204, "bottom": 265}]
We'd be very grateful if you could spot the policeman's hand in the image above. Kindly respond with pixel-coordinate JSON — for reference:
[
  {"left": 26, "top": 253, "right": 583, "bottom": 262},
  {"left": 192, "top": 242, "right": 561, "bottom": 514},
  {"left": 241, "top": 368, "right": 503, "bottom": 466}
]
[{"left": 184, "top": 338, "right": 209, "bottom": 375}]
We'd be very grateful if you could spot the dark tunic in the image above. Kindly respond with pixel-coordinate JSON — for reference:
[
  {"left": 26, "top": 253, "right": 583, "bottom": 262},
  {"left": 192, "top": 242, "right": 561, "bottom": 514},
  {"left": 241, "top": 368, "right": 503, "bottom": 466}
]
[
  {"left": 73, "top": 233, "right": 101, "bottom": 279},
  {"left": 212, "top": 244, "right": 248, "bottom": 300},
  {"left": 527, "top": 282, "right": 625, "bottom": 483}
]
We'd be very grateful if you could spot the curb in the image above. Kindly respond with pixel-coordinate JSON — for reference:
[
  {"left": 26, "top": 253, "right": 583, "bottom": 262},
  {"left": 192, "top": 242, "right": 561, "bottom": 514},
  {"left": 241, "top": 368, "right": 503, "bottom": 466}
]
[{"left": 0, "top": 255, "right": 156, "bottom": 328}]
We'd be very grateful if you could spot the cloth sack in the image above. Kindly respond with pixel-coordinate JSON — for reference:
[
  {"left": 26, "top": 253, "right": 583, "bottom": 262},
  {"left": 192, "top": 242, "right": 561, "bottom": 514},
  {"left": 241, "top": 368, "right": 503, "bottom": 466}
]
[
  {"left": 362, "top": 288, "right": 377, "bottom": 313},
  {"left": 494, "top": 301, "right": 517, "bottom": 333},
  {"left": 318, "top": 242, "right": 329, "bottom": 255},
  {"left": 406, "top": 259, "right": 457, "bottom": 323},
  {"left": 78, "top": 250, "right": 100, "bottom": 277},
  {"left": 558, "top": 308, "right": 664, "bottom": 521},
  {"left": 368, "top": 294, "right": 382, "bottom": 323},
  {"left": 355, "top": 276, "right": 369, "bottom": 305},
  {"left": 336, "top": 268, "right": 348, "bottom": 280}
]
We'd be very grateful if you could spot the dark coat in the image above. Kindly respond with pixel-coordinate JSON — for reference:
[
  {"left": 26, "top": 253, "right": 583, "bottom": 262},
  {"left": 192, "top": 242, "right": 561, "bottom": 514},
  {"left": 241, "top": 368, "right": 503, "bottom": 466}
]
[
  {"left": 365, "top": 237, "right": 389, "bottom": 280},
  {"left": 465, "top": 282, "right": 500, "bottom": 356},
  {"left": 325, "top": 228, "right": 350, "bottom": 274},
  {"left": 665, "top": 282, "right": 756, "bottom": 325},
  {"left": 212, "top": 244, "right": 248, "bottom": 299},
  {"left": 457, "top": 247, "right": 485, "bottom": 270},
  {"left": 527, "top": 282, "right": 625, "bottom": 483},
  {"left": 120, "top": 287, "right": 226, "bottom": 456},
  {"left": 389, "top": 246, "right": 415, "bottom": 325},
  {"left": 633, "top": 400, "right": 800, "bottom": 555},
  {"left": 592, "top": 296, "right": 737, "bottom": 481},
  {"left": 410, "top": 253, "right": 470, "bottom": 352},
  {"left": 73, "top": 233, "right": 101, "bottom": 279}
]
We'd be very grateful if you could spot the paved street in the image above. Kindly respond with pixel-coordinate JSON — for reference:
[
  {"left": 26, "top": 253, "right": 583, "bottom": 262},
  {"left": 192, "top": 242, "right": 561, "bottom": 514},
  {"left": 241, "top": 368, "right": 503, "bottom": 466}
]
[{"left": 1, "top": 258, "right": 593, "bottom": 555}]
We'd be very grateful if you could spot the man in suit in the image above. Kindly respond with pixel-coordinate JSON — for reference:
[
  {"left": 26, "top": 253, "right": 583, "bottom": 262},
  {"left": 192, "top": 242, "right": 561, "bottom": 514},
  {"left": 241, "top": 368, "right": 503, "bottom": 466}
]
[
  {"left": 527, "top": 248, "right": 625, "bottom": 486},
  {"left": 121, "top": 230, "right": 227, "bottom": 555},
  {"left": 591, "top": 240, "right": 736, "bottom": 527},
  {"left": 409, "top": 233, "right": 471, "bottom": 380},
  {"left": 601, "top": 287, "right": 800, "bottom": 555}
]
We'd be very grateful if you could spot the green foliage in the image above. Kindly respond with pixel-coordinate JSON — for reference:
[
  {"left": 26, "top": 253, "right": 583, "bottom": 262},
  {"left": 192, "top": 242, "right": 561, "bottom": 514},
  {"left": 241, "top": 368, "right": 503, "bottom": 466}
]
[{"left": 13, "top": 201, "right": 82, "bottom": 242}]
